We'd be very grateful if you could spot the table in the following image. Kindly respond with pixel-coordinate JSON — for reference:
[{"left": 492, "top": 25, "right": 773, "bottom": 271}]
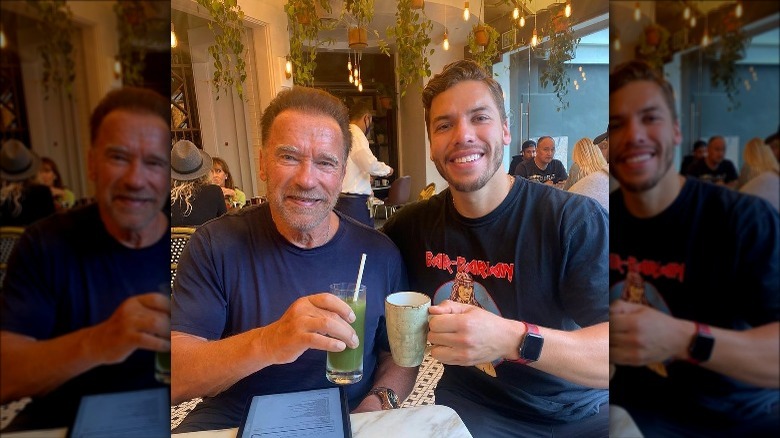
[
  {"left": 175, "top": 405, "right": 471, "bottom": 438},
  {"left": 0, "top": 405, "right": 471, "bottom": 438}
]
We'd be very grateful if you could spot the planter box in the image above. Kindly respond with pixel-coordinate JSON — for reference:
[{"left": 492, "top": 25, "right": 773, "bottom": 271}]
[{"left": 349, "top": 27, "right": 368, "bottom": 49}]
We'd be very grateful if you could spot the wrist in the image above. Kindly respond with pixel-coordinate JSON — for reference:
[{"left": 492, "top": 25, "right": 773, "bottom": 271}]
[{"left": 504, "top": 320, "right": 528, "bottom": 361}]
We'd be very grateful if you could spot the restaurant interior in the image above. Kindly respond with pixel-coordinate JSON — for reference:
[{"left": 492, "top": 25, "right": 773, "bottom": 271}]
[{"left": 0, "top": 0, "right": 778, "bottom": 435}]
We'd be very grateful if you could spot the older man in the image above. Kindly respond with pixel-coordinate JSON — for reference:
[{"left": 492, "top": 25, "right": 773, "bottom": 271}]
[
  {"left": 515, "top": 135, "right": 568, "bottom": 188},
  {"left": 170, "top": 87, "right": 414, "bottom": 432},
  {"left": 382, "top": 60, "right": 609, "bottom": 437},
  {"left": 0, "top": 87, "right": 171, "bottom": 431},
  {"left": 609, "top": 60, "right": 779, "bottom": 436},
  {"left": 686, "top": 135, "right": 739, "bottom": 188}
]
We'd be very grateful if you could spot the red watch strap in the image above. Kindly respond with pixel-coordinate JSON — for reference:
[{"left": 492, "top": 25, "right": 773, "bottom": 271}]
[
  {"left": 686, "top": 322, "right": 712, "bottom": 365},
  {"left": 505, "top": 322, "right": 540, "bottom": 365}
]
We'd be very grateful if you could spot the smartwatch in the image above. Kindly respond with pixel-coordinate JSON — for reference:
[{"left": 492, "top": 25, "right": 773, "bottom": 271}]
[
  {"left": 368, "top": 387, "right": 399, "bottom": 410},
  {"left": 687, "top": 322, "right": 714, "bottom": 365},
  {"left": 507, "top": 322, "right": 544, "bottom": 365}
]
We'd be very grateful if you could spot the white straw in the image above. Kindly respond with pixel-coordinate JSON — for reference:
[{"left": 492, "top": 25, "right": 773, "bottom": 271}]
[{"left": 353, "top": 253, "right": 366, "bottom": 301}]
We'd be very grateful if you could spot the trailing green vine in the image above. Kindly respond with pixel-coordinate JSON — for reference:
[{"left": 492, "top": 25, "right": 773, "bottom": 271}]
[
  {"left": 706, "top": 26, "right": 750, "bottom": 111},
  {"left": 285, "top": 0, "right": 336, "bottom": 86},
  {"left": 467, "top": 23, "right": 500, "bottom": 72},
  {"left": 196, "top": 0, "right": 247, "bottom": 100},
  {"left": 113, "top": 1, "right": 150, "bottom": 87},
  {"left": 538, "top": 4, "right": 579, "bottom": 111},
  {"left": 26, "top": 0, "right": 76, "bottom": 99},
  {"left": 388, "top": 0, "right": 433, "bottom": 97}
]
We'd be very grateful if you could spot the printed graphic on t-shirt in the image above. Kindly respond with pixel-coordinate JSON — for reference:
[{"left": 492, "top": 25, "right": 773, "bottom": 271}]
[
  {"left": 430, "top": 267, "right": 504, "bottom": 377},
  {"left": 609, "top": 255, "right": 679, "bottom": 377},
  {"left": 528, "top": 174, "right": 556, "bottom": 184}
]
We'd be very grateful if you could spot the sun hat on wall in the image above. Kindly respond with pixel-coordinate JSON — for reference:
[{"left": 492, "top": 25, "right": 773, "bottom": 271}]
[
  {"left": 1, "top": 139, "right": 42, "bottom": 182},
  {"left": 171, "top": 140, "right": 213, "bottom": 181}
]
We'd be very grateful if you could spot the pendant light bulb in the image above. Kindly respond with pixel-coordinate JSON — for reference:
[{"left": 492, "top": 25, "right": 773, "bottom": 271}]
[
  {"left": 171, "top": 22, "right": 178, "bottom": 48},
  {"left": 358, "top": 82, "right": 363, "bottom": 92},
  {"left": 531, "top": 29, "right": 538, "bottom": 47},
  {"left": 683, "top": 6, "right": 690, "bottom": 20},
  {"left": 285, "top": 59, "right": 292, "bottom": 75},
  {"left": 513, "top": 7, "right": 519, "bottom": 20},
  {"left": 520, "top": 15, "right": 525, "bottom": 27},
  {"left": 0, "top": 29, "right": 6, "bottom": 49},
  {"left": 347, "top": 60, "right": 352, "bottom": 71},
  {"left": 690, "top": 16, "right": 697, "bottom": 28},
  {"left": 443, "top": 30, "right": 450, "bottom": 51},
  {"left": 735, "top": 1, "right": 743, "bottom": 18},
  {"left": 702, "top": 31, "right": 710, "bottom": 47},
  {"left": 565, "top": 3, "right": 571, "bottom": 18},
  {"left": 463, "top": 2, "right": 470, "bottom": 21},
  {"left": 613, "top": 36, "right": 621, "bottom": 51},
  {"left": 633, "top": 2, "right": 641, "bottom": 21}
]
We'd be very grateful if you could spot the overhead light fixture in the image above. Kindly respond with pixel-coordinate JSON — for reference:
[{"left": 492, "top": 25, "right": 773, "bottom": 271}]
[
  {"left": 113, "top": 58, "right": 122, "bottom": 80},
  {"left": 702, "top": 31, "right": 710, "bottom": 47},
  {"left": 634, "top": 2, "right": 641, "bottom": 21},
  {"left": 520, "top": 15, "right": 525, "bottom": 27},
  {"left": 683, "top": 6, "right": 690, "bottom": 20},
  {"left": 735, "top": 1, "right": 743, "bottom": 18},
  {"left": 565, "top": 2, "right": 571, "bottom": 18},
  {"left": 531, "top": 28, "right": 538, "bottom": 47},
  {"left": 443, "top": 30, "right": 450, "bottom": 51},
  {"left": 0, "top": 27, "right": 6, "bottom": 50},
  {"left": 285, "top": 56, "right": 292, "bottom": 79},
  {"left": 513, "top": 7, "right": 519, "bottom": 20},
  {"left": 463, "top": 1, "right": 470, "bottom": 21},
  {"left": 690, "top": 16, "right": 696, "bottom": 28},
  {"left": 171, "top": 22, "right": 178, "bottom": 48}
]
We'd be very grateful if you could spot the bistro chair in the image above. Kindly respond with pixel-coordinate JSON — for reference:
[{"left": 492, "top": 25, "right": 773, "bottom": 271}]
[
  {"left": 374, "top": 175, "right": 411, "bottom": 220},
  {"left": 171, "top": 227, "right": 196, "bottom": 290},
  {"left": 418, "top": 182, "right": 436, "bottom": 201},
  {"left": 0, "top": 226, "right": 25, "bottom": 288}
]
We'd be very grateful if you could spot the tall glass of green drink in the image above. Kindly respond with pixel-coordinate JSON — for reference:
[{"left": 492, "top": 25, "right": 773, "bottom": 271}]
[{"left": 326, "top": 283, "right": 366, "bottom": 385}]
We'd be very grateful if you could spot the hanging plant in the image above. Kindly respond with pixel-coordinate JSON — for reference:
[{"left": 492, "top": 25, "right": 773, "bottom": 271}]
[
  {"left": 113, "top": 1, "right": 152, "bottom": 87},
  {"left": 539, "top": 3, "right": 580, "bottom": 111},
  {"left": 26, "top": 0, "right": 76, "bottom": 99},
  {"left": 706, "top": 13, "right": 750, "bottom": 111},
  {"left": 388, "top": 0, "right": 434, "bottom": 97},
  {"left": 196, "top": 0, "right": 247, "bottom": 100},
  {"left": 637, "top": 23, "right": 671, "bottom": 72},
  {"left": 285, "top": 0, "right": 336, "bottom": 87},
  {"left": 467, "top": 23, "right": 500, "bottom": 71}
]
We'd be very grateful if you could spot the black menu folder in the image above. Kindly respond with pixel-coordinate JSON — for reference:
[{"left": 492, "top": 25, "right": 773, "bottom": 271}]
[
  {"left": 237, "top": 386, "right": 352, "bottom": 438},
  {"left": 67, "top": 387, "right": 169, "bottom": 438}
]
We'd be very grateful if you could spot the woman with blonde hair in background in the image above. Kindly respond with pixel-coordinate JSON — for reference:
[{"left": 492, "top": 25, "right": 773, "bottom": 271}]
[
  {"left": 567, "top": 137, "right": 610, "bottom": 212},
  {"left": 211, "top": 157, "right": 246, "bottom": 209},
  {"left": 170, "top": 140, "right": 227, "bottom": 226},
  {"left": 738, "top": 137, "right": 779, "bottom": 211}
]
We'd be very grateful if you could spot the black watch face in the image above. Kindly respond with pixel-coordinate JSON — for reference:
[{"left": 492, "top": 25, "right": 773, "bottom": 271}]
[
  {"left": 521, "top": 334, "right": 544, "bottom": 361},
  {"left": 690, "top": 334, "right": 715, "bottom": 362}
]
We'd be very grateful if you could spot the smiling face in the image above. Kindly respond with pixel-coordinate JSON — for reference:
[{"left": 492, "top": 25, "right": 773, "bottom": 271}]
[
  {"left": 609, "top": 80, "right": 681, "bottom": 194},
  {"left": 428, "top": 80, "right": 510, "bottom": 193},
  {"left": 260, "top": 109, "right": 345, "bottom": 235},
  {"left": 88, "top": 109, "right": 170, "bottom": 241}
]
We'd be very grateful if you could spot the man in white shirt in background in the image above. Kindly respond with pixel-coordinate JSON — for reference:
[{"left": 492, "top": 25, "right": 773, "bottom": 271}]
[{"left": 335, "top": 102, "right": 393, "bottom": 227}]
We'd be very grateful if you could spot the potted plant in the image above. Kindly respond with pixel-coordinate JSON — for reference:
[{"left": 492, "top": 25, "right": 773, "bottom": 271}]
[
  {"left": 637, "top": 23, "right": 671, "bottom": 72},
  {"left": 113, "top": 1, "right": 154, "bottom": 87},
  {"left": 26, "top": 0, "right": 76, "bottom": 99},
  {"left": 388, "top": 0, "right": 434, "bottom": 97},
  {"left": 375, "top": 82, "right": 395, "bottom": 110},
  {"left": 196, "top": 0, "right": 248, "bottom": 100},
  {"left": 467, "top": 23, "right": 500, "bottom": 71},
  {"left": 539, "top": 8, "right": 580, "bottom": 111},
  {"left": 707, "top": 21, "right": 750, "bottom": 111},
  {"left": 285, "top": 0, "right": 335, "bottom": 86}
]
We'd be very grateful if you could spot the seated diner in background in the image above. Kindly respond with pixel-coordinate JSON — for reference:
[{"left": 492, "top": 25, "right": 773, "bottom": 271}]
[
  {"left": 211, "top": 156, "right": 246, "bottom": 209},
  {"left": 0, "top": 140, "right": 55, "bottom": 227},
  {"left": 170, "top": 140, "right": 227, "bottom": 227},
  {"left": 37, "top": 156, "right": 75, "bottom": 210},
  {"left": 170, "top": 86, "right": 415, "bottom": 433}
]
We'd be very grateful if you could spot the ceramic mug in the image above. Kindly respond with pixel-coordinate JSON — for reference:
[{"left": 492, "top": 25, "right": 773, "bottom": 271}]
[{"left": 385, "top": 291, "right": 431, "bottom": 367}]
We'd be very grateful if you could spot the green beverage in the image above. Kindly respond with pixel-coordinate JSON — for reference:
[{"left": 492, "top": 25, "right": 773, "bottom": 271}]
[
  {"left": 326, "top": 283, "right": 367, "bottom": 385},
  {"left": 155, "top": 351, "right": 171, "bottom": 384}
]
